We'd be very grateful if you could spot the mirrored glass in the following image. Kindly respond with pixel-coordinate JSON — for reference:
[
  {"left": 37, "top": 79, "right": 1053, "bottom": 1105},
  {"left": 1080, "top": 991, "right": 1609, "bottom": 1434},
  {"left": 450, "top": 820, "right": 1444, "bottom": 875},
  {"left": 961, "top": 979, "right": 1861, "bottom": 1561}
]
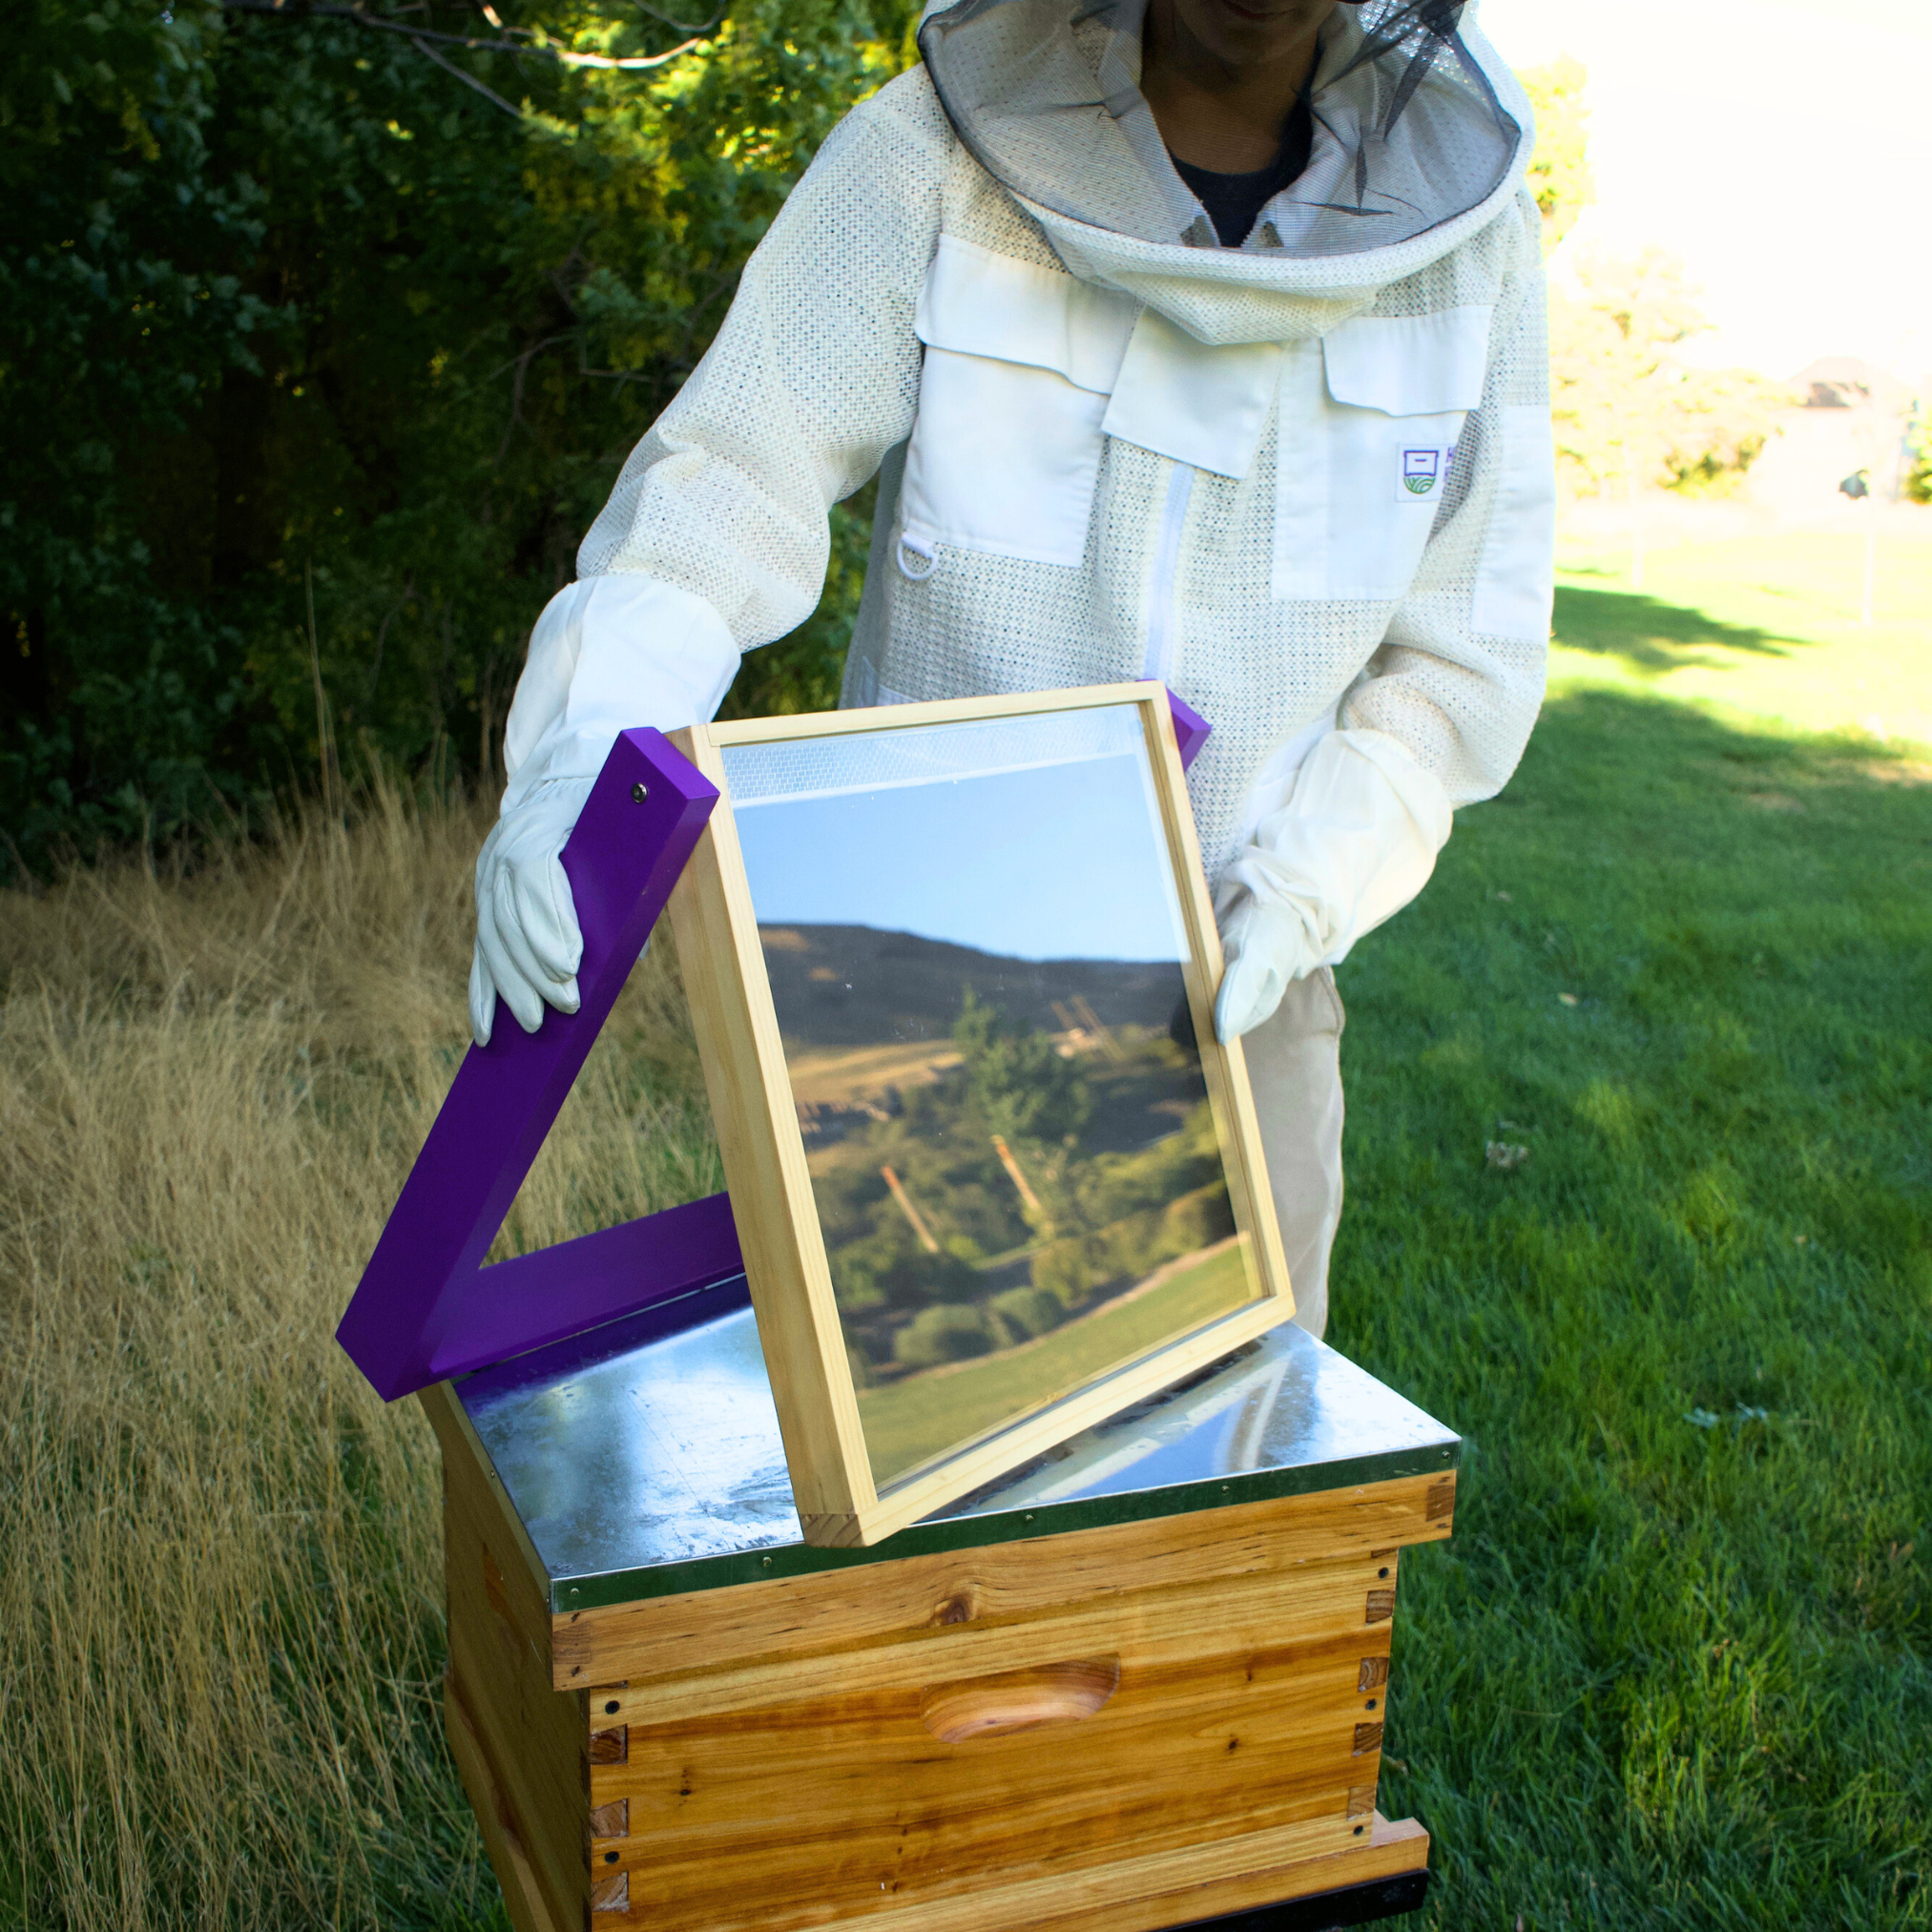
[{"left": 722, "top": 705, "right": 1261, "bottom": 1493}]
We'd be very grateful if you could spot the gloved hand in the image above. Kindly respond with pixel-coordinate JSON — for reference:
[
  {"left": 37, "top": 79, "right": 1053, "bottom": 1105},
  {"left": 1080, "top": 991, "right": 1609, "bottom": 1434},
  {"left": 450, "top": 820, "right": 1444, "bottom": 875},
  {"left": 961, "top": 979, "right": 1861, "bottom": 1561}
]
[
  {"left": 1214, "top": 889, "right": 1321, "bottom": 1043},
  {"left": 468, "top": 776, "right": 595, "bottom": 1047},
  {"left": 1212, "top": 726, "right": 1454, "bottom": 1044}
]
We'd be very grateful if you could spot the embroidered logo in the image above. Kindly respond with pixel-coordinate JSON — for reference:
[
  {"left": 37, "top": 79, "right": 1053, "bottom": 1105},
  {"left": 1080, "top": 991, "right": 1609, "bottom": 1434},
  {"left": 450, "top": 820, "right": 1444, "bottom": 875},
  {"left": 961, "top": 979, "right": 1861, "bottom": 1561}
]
[{"left": 1402, "top": 448, "right": 1442, "bottom": 496}]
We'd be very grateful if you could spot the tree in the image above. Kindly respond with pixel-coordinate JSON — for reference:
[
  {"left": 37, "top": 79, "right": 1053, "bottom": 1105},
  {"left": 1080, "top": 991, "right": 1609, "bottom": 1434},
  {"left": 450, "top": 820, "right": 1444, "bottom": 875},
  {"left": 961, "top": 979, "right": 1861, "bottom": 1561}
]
[
  {"left": 1, "top": 0, "right": 916, "bottom": 874},
  {"left": 952, "top": 989, "right": 1091, "bottom": 1149},
  {"left": 1519, "top": 56, "right": 1591, "bottom": 253},
  {"left": 1548, "top": 248, "right": 1788, "bottom": 582},
  {"left": 1526, "top": 59, "right": 1788, "bottom": 551}
]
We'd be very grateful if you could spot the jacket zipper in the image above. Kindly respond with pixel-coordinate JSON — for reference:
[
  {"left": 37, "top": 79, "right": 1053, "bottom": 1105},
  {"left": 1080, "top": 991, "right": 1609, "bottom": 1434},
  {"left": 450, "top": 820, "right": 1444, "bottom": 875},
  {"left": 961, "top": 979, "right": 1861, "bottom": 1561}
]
[{"left": 1140, "top": 462, "right": 1195, "bottom": 684}]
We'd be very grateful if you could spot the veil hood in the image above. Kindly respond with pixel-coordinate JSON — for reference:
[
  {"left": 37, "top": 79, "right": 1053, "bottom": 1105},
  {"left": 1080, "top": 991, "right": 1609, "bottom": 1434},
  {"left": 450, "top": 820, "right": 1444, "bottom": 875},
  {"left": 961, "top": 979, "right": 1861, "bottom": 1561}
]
[{"left": 918, "top": 0, "right": 1535, "bottom": 343}]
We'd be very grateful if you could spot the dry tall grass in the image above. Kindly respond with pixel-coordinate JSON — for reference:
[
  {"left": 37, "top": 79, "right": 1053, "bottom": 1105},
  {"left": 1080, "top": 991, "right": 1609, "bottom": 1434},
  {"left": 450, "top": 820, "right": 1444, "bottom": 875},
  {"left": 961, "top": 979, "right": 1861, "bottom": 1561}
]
[{"left": 0, "top": 780, "right": 718, "bottom": 1931}]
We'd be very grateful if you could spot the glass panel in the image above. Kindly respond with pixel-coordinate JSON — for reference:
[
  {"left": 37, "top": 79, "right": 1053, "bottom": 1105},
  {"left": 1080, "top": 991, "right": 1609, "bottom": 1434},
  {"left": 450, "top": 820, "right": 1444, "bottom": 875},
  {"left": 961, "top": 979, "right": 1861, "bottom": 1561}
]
[{"left": 722, "top": 705, "right": 1261, "bottom": 1493}]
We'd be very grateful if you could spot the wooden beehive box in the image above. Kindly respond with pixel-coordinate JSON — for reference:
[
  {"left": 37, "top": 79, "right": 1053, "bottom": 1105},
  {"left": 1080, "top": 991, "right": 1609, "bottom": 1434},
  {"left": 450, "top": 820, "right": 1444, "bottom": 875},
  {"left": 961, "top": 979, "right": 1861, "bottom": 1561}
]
[{"left": 419, "top": 1278, "right": 1457, "bottom": 1932}]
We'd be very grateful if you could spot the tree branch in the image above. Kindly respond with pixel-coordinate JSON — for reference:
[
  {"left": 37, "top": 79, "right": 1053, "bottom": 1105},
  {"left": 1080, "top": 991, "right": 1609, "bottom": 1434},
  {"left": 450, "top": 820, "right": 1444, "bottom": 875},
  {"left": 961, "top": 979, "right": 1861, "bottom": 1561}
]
[
  {"left": 218, "top": 2, "right": 707, "bottom": 70},
  {"left": 410, "top": 32, "right": 525, "bottom": 114}
]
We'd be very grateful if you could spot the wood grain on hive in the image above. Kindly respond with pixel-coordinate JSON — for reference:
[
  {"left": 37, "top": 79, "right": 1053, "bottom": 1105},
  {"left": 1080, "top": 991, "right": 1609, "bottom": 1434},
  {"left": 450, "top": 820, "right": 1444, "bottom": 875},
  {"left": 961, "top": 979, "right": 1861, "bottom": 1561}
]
[{"left": 420, "top": 1295, "right": 1456, "bottom": 1932}]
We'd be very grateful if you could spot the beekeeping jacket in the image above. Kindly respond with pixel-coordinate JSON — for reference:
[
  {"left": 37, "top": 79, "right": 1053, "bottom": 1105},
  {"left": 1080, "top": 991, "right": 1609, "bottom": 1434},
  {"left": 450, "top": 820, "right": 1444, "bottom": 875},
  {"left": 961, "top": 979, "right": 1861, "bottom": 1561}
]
[{"left": 501, "top": 0, "right": 1555, "bottom": 964}]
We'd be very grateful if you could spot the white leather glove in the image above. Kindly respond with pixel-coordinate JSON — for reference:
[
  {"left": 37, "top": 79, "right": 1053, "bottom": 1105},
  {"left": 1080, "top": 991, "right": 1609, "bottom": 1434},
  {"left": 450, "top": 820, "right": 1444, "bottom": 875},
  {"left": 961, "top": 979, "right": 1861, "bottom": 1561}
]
[
  {"left": 468, "top": 573, "right": 741, "bottom": 1047},
  {"left": 1214, "top": 727, "right": 1454, "bottom": 1043},
  {"left": 469, "top": 777, "right": 595, "bottom": 1046},
  {"left": 1215, "top": 892, "right": 1323, "bottom": 1044}
]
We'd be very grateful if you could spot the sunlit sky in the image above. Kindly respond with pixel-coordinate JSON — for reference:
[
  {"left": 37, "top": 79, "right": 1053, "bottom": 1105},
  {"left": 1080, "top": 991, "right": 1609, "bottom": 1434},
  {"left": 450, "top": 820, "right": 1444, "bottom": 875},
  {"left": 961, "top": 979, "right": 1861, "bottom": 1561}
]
[
  {"left": 733, "top": 754, "right": 1188, "bottom": 963},
  {"left": 1478, "top": 0, "right": 1932, "bottom": 384}
]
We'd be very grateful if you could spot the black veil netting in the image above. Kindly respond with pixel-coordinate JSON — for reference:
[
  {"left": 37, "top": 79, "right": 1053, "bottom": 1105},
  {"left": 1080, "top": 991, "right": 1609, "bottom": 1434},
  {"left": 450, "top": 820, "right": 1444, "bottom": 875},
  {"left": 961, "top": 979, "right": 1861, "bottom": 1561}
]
[{"left": 919, "top": 0, "right": 1524, "bottom": 258}]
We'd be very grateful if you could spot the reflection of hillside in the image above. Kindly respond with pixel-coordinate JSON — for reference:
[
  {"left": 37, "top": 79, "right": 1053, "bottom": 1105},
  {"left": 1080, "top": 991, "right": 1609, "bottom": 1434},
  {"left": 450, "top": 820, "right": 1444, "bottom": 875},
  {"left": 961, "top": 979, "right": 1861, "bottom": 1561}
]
[
  {"left": 785, "top": 1039, "right": 963, "bottom": 1113},
  {"left": 758, "top": 924, "right": 1184, "bottom": 1049},
  {"left": 789, "top": 976, "right": 1248, "bottom": 1483}
]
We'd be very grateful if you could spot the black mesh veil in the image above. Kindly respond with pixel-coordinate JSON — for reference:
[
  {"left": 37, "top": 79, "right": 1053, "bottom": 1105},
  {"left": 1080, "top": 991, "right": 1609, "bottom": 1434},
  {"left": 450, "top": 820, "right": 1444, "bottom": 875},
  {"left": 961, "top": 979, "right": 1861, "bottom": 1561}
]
[{"left": 919, "top": 0, "right": 1523, "bottom": 258}]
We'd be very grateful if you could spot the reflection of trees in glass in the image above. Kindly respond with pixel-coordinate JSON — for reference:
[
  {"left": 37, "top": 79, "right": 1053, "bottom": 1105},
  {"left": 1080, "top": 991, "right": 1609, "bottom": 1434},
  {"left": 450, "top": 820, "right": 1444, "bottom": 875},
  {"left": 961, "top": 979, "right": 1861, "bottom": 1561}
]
[
  {"left": 808, "top": 989, "right": 1234, "bottom": 1376},
  {"left": 953, "top": 987, "right": 1090, "bottom": 1145}
]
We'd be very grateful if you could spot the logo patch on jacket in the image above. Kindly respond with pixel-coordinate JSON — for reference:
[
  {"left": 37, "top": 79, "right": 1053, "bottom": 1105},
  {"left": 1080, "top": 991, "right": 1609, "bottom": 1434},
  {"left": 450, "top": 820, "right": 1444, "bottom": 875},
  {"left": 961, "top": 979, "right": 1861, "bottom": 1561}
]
[{"left": 1399, "top": 447, "right": 1445, "bottom": 502}]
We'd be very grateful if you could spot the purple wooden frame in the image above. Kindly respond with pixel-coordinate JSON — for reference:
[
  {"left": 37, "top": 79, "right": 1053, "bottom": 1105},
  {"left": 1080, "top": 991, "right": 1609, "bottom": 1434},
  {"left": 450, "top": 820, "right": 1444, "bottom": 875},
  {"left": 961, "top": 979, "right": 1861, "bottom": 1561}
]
[
  {"left": 336, "top": 727, "right": 730, "bottom": 1400},
  {"left": 336, "top": 694, "right": 1212, "bottom": 1402},
  {"left": 1167, "top": 689, "right": 1211, "bottom": 772}
]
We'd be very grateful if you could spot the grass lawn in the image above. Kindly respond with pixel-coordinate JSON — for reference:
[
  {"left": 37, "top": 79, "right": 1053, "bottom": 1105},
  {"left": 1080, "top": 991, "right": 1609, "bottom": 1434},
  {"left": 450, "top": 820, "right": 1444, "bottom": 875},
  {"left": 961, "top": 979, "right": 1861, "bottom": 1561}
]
[
  {"left": 1548, "top": 530, "right": 1932, "bottom": 748},
  {"left": 1, "top": 535, "right": 1925, "bottom": 1928},
  {"left": 1334, "top": 534, "right": 1931, "bottom": 1927},
  {"left": 858, "top": 1240, "right": 1255, "bottom": 1485}
]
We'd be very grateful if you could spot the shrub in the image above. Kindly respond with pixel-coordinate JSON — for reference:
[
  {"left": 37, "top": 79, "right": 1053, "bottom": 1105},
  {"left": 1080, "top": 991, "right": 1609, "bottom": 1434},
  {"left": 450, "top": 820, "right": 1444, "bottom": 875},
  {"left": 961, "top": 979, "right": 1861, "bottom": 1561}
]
[
  {"left": 1160, "top": 1184, "right": 1236, "bottom": 1256},
  {"left": 1031, "top": 1237, "right": 1095, "bottom": 1309},
  {"left": 1099, "top": 1208, "right": 1168, "bottom": 1281},
  {"left": 892, "top": 1304, "right": 994, "bottom": 1369},
  {"left": 989, "top": 1284, "right": 1063, "bottom": 1342}
]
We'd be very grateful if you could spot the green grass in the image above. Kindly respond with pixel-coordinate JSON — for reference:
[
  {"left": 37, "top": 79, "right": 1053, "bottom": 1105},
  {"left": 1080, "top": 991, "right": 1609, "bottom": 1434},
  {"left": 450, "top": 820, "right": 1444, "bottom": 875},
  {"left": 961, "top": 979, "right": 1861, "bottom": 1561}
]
[
  {"left": 859, "top": 1241, "right": 1255, "bottom": 1485},
  {"left": 1329, "top": 538, "right": 1932, "bottom": 1927},
  {"left": 1548, "top": 530, "right": 1932, "bottom": 747}
]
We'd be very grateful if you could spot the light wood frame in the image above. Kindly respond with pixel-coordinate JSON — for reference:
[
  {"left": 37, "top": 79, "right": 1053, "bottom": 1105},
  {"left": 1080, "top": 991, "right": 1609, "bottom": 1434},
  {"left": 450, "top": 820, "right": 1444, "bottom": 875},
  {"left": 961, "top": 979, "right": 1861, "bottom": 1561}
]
[{"left": 668, "top": 683, "right": 1294, "bottom": 1548}]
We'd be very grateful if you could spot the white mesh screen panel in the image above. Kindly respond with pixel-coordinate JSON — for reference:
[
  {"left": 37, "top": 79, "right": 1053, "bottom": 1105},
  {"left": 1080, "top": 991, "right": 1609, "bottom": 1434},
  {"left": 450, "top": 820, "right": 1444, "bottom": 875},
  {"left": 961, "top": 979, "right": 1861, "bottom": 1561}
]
[{"left": 722, "top": 704, "right": 1143, "bottom": 810}]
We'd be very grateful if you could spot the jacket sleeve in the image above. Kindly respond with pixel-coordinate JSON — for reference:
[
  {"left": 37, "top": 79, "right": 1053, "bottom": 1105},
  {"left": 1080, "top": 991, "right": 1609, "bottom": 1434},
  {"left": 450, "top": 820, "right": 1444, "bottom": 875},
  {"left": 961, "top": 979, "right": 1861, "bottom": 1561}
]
[
  {"left": 1220, "top": 194, "right": 1553, "bottom": 967},
  {"left": 500, "top": 76, "right": 945, "bottom": 809},
  {"left": 1342, "top": 189, "right": 1555, "bottom": 811}
]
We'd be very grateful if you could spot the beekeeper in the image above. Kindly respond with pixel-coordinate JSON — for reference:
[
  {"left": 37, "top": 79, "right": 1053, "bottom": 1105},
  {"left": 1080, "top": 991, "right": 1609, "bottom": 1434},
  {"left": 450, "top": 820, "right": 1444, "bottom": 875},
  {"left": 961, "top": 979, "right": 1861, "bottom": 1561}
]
[{"left": 468, "top": 0, "right": 1554, "bottom": 1339}]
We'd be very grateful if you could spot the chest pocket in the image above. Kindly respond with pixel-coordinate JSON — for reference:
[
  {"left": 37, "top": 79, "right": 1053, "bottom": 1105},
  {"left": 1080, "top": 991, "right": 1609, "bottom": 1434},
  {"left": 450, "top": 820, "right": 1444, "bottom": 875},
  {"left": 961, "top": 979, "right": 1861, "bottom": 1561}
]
[
  {"left": 1273, "top": 305, "right": 1495, "bottom": 602},
  {"left": 901, "top": 236, "right": 1138, "bottom": 571}
]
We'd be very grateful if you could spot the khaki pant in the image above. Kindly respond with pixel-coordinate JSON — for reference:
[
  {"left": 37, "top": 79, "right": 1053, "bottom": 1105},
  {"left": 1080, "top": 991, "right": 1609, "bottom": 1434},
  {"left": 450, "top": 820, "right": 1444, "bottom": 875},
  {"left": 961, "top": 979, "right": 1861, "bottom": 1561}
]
[{"left": 1240, "top": 967, "right": 1346, "bottom": 1340}]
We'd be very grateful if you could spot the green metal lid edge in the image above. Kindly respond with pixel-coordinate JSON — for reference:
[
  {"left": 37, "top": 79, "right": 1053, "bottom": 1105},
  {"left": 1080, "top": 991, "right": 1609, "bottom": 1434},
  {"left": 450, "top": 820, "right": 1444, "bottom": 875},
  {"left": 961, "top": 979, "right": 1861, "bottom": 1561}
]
[{"left": 549, "top": 1433, "right": 1460, "bottom": 1613}]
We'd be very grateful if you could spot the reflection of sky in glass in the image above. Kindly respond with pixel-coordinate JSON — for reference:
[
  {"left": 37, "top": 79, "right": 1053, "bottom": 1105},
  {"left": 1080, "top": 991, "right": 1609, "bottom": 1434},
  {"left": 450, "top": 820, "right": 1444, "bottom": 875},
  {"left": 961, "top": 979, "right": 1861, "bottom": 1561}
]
[{"left": 726, "top": 713, "right": 1188, "bottom": 965}]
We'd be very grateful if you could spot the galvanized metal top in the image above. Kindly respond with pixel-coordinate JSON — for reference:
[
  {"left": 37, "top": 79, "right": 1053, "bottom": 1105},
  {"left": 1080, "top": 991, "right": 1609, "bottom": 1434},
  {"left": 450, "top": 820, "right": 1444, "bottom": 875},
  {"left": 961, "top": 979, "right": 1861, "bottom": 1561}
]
[{"left": 456, "top": 1278, "right": 1457, "bottom": 1612}]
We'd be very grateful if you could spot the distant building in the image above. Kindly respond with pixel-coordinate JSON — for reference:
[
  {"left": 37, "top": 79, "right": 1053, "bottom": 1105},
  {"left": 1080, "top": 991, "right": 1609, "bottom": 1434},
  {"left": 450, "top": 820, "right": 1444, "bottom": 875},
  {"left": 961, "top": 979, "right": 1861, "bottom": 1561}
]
[
  {"left": 1741, "top": 357, "right": 1921, "bottom": 515},
  {"left": 1788, "top": 356, "right": 1915, "bottom": 416}
]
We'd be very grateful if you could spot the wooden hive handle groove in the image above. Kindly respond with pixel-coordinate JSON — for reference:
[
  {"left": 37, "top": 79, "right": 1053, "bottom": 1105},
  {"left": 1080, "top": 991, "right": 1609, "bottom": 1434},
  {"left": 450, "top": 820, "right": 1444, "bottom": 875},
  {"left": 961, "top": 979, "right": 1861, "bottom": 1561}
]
[{"left": 921, "top": 1655, "right": 1122, "bottom": 1743}]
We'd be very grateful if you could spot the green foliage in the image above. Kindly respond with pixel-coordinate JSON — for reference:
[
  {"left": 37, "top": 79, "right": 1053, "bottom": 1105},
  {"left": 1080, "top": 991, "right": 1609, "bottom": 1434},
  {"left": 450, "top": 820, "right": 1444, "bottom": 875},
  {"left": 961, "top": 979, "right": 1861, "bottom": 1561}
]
[
  {"left": 826, "top": 1211, "right": 978, "bottom": 1318},
  {"left": 810, "top": 1000, "right": 1236, "bottom": 1371},
  {"left": 988, "top": 1282, "right": 1063, "bottom": 1340},
  {"left": 953, "top": 987, "right": 1091, "bottom": 1145},
  {"left": 1060, "top": 1098, "right": 1218, "bottom": 1231},
  {"left": 1907, "top": 408, "right": 1932, "bottom": 507},
  {"left": 1028, "top": 1165, "right": 1228, "bottom": 1311},
  {"left": 893, "top": 1301, "right": 994, "bottom": 1368},
  {"left": 1550, "top": 249, "right": 1791, "bottom": 500},
  {"left": 1519, "top": 55, "right": 1591, "bottom": 252},
  {"left": 0, "top": 0, "right": 916, "bottom": 874},
  {"left": 1523, "top": 63, "right": 1786, "bottom": 504}
]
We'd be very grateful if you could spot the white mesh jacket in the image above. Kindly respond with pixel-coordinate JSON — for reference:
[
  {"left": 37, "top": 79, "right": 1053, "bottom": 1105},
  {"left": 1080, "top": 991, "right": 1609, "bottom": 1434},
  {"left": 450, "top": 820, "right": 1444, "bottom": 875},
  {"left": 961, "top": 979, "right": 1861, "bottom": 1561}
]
[{"left": 504, "top": 0, "right": 1554, "bottom": 963}]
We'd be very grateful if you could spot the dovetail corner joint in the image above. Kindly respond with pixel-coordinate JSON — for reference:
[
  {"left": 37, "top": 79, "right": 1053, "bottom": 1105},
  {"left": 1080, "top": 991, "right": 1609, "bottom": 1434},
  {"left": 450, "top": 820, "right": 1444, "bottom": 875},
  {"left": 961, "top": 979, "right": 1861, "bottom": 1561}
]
[{"left": 589, "top": 1725, "right": 629, "bottom": 1765}]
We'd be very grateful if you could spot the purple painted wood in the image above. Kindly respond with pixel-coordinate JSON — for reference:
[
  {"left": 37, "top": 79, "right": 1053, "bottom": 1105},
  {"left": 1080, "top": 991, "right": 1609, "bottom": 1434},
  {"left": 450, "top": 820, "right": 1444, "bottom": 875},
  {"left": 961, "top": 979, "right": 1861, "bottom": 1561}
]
[
  {"left": 1166, "top": 687, "right": 1212, "bottom": 771},
  {"left": 336, "top": 728, "right": 732, "bottom": 1402},
  {"left": 423, "top": 1191, "right": 742, "bottom": 1384}
]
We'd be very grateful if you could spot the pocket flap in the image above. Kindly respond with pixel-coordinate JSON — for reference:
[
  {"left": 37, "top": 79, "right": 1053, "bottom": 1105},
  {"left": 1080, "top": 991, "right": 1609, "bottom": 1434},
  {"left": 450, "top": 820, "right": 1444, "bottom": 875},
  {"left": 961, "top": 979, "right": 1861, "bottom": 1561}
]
[
  {"left": 1322, "top": 305, "right": 1494, "bottom": 415},
  {"left": 916, "top": 233, "right": 1139, "bottom": 397}
]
